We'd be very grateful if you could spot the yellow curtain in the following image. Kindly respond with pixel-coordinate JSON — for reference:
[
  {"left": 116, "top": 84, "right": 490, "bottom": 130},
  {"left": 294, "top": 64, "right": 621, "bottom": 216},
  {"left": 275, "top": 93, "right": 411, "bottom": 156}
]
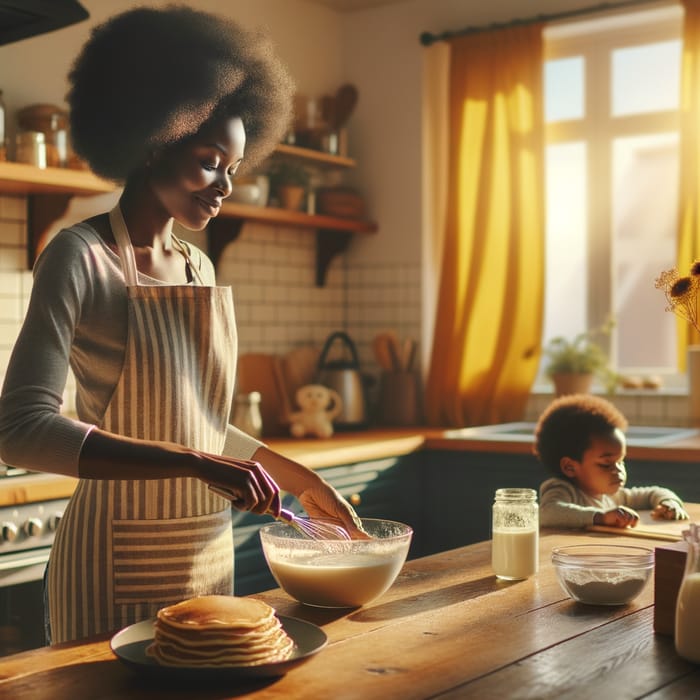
[
  {"left": 424, "top": 24, "right": 545, "bottom": 427},
  {"left": 678, "top": 0, "right": 700, "bottom": 364}
]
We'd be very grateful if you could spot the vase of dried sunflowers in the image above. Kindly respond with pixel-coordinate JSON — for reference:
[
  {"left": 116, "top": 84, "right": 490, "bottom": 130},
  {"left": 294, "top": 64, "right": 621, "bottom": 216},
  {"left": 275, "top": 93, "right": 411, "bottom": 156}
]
[{"left": 655, "top": 261, "right": 700, "bottom": 424}]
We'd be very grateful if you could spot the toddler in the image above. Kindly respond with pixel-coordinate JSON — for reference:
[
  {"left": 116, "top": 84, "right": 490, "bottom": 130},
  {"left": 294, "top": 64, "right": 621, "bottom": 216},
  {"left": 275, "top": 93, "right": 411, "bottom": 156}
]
[{"left": 534, "top": 394, "right": 689, "bottom": 528}]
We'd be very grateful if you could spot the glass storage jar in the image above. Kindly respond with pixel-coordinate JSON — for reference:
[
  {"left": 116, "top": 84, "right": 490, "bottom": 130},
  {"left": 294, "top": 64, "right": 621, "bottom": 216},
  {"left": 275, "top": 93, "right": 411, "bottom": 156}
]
[
  {"left": 15, "top": 131, "right": 46, "bottom": 168},
  {"left": 491, "top": 488, "right": 539, "bottom": 580}
]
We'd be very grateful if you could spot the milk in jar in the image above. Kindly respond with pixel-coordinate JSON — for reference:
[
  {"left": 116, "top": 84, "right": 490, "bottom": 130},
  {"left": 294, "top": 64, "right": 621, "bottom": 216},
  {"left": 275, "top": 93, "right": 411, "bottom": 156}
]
[{"left": 491, "top": 488, "right": 539, "bottom": 580}]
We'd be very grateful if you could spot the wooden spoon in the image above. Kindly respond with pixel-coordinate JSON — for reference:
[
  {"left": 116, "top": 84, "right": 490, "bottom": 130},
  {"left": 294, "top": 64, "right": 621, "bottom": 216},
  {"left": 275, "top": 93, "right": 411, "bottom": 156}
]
[{"left": 373, "top": 334, "right": 394, "bottom": 371}]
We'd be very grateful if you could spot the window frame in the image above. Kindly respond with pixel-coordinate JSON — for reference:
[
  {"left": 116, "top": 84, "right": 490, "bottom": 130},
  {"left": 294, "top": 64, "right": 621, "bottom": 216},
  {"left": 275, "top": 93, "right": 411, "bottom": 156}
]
[{"left": 543, "top": 7, "right": 682, "bottom": 379}]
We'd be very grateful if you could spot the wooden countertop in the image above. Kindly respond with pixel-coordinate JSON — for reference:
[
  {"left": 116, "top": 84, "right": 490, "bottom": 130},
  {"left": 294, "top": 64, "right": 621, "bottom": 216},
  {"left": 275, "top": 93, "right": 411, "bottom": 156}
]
[
  {"left": 0, "top": 430, "right": 430, "bottom": 506},
  {"left": 0, "top": 472, "right": 78, "bottom": 507},
  {"left": 3, "top": 505, "right": 699, "bottom": 698},
  {"left": 3, "top": 425, "right": 700, "bottom": 507}
]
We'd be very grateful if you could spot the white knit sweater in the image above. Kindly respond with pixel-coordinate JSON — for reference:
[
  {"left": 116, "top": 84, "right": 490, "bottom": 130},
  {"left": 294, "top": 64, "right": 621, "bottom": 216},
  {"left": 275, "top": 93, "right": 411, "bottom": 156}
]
[{"left": 539, "top": 476, "right": 684, "bottom": 528}]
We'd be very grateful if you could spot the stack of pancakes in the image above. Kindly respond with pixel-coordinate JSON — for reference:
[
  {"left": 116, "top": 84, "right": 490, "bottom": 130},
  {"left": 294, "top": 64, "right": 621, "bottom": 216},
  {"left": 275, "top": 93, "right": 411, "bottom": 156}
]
[{"left": 146, "top": 595, "right": 295, "bottom": 667}]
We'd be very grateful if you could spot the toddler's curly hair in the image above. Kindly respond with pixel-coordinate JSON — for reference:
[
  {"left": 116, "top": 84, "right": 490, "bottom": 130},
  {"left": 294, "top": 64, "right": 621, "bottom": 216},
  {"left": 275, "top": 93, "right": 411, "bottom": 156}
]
[
  {"left": 533, "top": 394, "right": 628, "bottom": 475},
  {"left": 67, "top": 4, "right": 294, "bottom": 182}
]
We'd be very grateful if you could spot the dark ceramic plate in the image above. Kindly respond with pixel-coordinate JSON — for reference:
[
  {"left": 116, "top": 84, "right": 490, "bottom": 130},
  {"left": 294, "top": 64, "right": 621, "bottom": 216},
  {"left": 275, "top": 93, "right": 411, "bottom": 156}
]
[{"left": 110, "top": 615, "right": 327, "bottom": 680}]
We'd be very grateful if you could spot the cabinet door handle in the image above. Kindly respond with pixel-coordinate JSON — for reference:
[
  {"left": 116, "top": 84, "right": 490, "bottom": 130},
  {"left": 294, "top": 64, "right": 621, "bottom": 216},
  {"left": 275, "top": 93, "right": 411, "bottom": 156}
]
[{"left": 350, "top": 493, "right": 361, "bottom": 506}]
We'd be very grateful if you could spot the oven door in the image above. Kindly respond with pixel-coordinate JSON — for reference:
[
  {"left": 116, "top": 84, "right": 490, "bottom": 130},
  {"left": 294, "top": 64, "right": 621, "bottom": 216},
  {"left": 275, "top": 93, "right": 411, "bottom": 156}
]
[
  {"left": 0, "top": 547, "right": 51, "bottom": 587},
  {"left": 0, "top": 547, "right": 51, "bottom": 656}
]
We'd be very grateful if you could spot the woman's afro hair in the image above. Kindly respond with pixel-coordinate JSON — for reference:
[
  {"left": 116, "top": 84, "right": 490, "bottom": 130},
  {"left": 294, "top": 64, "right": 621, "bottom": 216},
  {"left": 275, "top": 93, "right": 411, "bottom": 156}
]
[
  {"left": 67, "top": 4, "right": 295, "bottom": 182},
  {"left": 533, "top": 393, "right": 628, "bottom": 475}
]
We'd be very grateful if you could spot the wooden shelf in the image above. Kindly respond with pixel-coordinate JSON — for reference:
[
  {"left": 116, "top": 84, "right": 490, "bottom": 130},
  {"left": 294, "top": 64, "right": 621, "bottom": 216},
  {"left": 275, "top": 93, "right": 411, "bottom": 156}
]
[
  {"left": 272, "top": 144, "right": 356, "bottom": 169},
  {"left": 0, "top": 160, "right": 114, "bottom": 196},
  {"left": 217, "top": 200, "right": 374, "bottom": 232},
  {"left": 209, "top": 203, "right": 377, "bottom": 285},
  {"left": 0, "top": 146, "right": 376, "bottom": 284}
]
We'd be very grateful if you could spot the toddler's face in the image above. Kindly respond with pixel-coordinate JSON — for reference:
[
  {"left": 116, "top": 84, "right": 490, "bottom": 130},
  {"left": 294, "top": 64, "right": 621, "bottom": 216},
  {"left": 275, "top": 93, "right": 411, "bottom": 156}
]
[{"left": 562, "top": 428, "right": 627, "bottom": 498}]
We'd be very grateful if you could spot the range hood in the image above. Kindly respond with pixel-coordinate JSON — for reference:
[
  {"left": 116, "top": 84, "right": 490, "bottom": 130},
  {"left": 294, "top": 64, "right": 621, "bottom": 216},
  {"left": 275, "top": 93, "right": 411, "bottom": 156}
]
[{"left": 0, "top": 0, "right": 88, "bottom": 47}]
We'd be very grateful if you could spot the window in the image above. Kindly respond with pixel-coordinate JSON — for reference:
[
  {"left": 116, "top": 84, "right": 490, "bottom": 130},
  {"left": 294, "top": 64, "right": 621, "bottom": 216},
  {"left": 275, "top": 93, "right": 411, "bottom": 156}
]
[{"left": 542, "top": 5, "right": 683, "bottom": 381}]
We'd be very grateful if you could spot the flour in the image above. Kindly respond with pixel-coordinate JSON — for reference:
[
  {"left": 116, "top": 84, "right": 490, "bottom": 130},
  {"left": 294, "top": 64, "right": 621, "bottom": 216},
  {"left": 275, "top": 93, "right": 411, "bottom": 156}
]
[{"left": 563, "top": 576, "right": 648, "bottom": 605}]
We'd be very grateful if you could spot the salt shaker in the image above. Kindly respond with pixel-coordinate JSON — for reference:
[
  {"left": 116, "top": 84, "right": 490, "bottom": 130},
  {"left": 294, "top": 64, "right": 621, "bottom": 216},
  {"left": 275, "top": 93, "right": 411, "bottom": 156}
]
[
  {"left": 675, "top": 525, "right": 700, "bottom": 662},
  {"left": 491, "top": 488, "right": 539, "bottom": 580},
  {"left": 232, "top": 391, "right": 263, "bottom": 439}
]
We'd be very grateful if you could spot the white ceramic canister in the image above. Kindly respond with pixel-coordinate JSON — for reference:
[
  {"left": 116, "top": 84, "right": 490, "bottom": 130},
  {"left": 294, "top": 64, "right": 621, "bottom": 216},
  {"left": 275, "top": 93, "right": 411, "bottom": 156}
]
[
  {"left": 491, "top": 488, "right": 539, "bottom": 580},
  {"left": 232, "top": 391, "right": 263, "bottom": 439}
]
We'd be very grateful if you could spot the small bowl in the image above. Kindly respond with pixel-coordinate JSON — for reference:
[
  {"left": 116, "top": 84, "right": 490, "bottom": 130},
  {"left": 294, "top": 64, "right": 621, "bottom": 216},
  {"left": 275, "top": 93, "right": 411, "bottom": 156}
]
[
  {"left": 229, "top": 183, "right": 262, "bottom": 206},
  {"left": 259, "top": 518, "right": 413, "bottom": 608},
  {"left": 551, "top": 544, "right": 654, "bottom": 606}
]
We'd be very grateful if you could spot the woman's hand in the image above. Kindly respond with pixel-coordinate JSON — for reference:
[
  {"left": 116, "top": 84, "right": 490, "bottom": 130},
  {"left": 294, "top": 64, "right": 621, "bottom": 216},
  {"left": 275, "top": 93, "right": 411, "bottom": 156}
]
[
  {"left": 200, "top": 456, "right": 281, "bottom": 516},
  {"left": 594, "top": 506, "right": 639, "bottom": 528},
  {"left": 651, "top": 500, "right": 689, "bottom": 521},
  {"left": 298, "top": 483, "right": 370, "bottom": 540},
  {"left": 77, "top": 429, "right": 281, "bottom": 515}
]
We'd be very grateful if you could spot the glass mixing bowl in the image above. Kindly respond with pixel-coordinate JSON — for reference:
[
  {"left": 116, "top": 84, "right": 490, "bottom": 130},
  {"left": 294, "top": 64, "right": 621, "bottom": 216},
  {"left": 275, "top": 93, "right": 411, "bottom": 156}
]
[
  {"left": 259, "top": 518, "right": 413, "bottom": 608},
  {"left": 551, "top": 544, "right": 654, "bottom": 605}
]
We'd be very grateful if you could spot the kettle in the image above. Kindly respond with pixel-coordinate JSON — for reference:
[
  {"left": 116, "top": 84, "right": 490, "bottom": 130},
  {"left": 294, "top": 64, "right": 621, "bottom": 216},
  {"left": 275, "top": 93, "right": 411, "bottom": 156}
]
[{"left": 316, "top": 331, "right": 367, "bottom": 429}]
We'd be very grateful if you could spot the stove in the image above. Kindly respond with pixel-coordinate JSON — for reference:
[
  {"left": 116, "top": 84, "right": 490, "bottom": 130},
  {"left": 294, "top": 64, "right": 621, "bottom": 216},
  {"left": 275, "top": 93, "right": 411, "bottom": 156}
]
[
  {"left": 0, "top": 499, "right": 69, "bottom": 585},
  {"left": 0, "top": 465, "right": 70, "bottom": 655}
]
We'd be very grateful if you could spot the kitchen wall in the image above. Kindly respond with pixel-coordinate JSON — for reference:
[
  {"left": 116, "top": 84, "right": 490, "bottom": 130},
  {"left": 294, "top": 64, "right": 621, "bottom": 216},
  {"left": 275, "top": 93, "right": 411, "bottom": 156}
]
[
  {"left": 0, "top": 0, "right": 421, "bottom": 415},
  {"left": 0, "top": 0, "right": 683, "bottom": 425}
]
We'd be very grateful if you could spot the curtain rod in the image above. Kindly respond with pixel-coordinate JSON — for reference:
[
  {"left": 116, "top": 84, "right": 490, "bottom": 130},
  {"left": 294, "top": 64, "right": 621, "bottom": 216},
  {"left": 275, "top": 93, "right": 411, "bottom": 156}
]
[{"left": 419, "top": 0, "right": 670, "bottom": 46}]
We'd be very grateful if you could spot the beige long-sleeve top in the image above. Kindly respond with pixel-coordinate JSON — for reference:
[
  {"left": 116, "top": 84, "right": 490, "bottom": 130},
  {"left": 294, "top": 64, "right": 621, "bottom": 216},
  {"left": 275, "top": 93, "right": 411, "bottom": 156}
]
[
  {"left": 0, "top": 222, "right": 261, "bottom": 474},
  {"left": 539, "top": 476, "right": 684, "bottom": 528}
]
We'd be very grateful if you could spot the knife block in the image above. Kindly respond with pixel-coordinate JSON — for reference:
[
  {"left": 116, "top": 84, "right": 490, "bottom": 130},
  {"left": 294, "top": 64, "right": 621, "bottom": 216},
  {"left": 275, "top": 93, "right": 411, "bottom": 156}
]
[{"left": 654, "top": 540, "right": 688, "bottom": 636}]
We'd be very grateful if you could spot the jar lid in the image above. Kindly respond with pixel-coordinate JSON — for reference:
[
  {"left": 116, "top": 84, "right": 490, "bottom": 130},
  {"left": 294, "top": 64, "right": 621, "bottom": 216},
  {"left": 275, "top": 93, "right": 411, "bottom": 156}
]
[{"left": 494, "top": 488, "right": 537, "bottom": 501}]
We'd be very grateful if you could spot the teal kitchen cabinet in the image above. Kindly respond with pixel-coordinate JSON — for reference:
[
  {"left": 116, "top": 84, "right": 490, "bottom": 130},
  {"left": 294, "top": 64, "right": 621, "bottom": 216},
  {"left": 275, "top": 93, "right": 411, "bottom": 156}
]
[
  {"left": 231, "top": 452, "right": 422, "bottom": 595},
  {"left": 417, "top": 449, "right": 543, "bottom": 555},
  {"left": 623, "top": 456, "right": 700, "bottom": 503},
  {"left": 416, "top": 448, "right": 700, "bottom": 555}
]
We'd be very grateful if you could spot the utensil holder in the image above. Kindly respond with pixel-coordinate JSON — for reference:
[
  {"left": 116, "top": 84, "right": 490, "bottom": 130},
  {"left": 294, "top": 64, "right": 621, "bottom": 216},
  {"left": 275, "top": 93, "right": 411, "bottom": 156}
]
[{"left": 378, "top": 371, "right": 421, "bottom": 426}]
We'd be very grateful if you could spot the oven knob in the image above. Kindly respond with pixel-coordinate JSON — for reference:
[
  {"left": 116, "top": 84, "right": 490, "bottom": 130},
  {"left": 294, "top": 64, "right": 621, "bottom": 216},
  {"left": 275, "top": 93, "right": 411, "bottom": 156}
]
[
  {"left": 47, "top": 513, "right": 63, "bottom": 532},
  {"left": 23, "top": 517, "right": 43, "bottom": 538},
  {"left": 1, "top": 522, "right": 18, "bottom": 543}
]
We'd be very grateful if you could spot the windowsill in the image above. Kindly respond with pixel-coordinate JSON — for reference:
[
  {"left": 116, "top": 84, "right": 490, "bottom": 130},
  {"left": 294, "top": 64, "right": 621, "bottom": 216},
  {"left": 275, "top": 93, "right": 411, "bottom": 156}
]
[
  {"left": 530, "top": 383, "right": 689, "bottom": 398},
  {"left": 526, "top": 383, "right": 692, "bottom": 427}
]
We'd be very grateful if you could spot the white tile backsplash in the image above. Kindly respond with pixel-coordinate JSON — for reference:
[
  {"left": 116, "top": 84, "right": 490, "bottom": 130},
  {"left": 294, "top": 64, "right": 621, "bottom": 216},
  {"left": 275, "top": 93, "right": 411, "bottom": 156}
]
[{"left": 524, "top": 388, "right": 694, "bottom": 427}]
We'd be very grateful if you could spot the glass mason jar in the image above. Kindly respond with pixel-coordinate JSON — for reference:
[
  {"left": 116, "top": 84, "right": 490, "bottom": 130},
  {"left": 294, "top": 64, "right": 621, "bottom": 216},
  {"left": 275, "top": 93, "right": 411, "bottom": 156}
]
[
  {"left": 675, "top": 539, "right": 700, "bottom": 663},
  {"left": 491, "top": 488, "right": 539, "bottom": 580}
]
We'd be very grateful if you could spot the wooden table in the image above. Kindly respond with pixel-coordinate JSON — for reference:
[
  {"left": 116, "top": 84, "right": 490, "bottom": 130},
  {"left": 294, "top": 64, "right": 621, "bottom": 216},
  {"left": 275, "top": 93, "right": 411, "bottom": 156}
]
[{"left": 2, "top": 512, "right": 700, "bottom": 699}]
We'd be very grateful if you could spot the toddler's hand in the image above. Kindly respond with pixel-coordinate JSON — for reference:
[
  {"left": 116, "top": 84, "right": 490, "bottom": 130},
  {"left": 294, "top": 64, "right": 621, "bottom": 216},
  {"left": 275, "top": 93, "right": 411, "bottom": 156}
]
[
  {"left": 594, "top": 506, "right": 640, "bottom": 528},
  {"left": 651, "top": 500, "right": 689, "bottom": 521}
]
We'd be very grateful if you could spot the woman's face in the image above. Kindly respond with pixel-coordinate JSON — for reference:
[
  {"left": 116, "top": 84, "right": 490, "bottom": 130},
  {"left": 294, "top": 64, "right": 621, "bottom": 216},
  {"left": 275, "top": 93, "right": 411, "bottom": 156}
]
[
  {"left": 561, "top": 428, "right": 627, "bottom": 497},
  {"left": 149, "top": 115, "right": 246, "bottom": 230}
]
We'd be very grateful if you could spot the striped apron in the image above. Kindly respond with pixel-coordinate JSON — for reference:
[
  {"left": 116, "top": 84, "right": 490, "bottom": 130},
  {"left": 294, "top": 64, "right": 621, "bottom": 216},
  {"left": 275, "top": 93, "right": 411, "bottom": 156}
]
[{"left": 47, "top": 206, "right": 237, "bottom": 643}]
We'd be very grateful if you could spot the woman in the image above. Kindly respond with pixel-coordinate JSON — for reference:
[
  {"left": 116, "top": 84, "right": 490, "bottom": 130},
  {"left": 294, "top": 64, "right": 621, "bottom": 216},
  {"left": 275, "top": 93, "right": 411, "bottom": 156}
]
[{"left": 0, "top": 5, "right": 363, "bottom": 643}]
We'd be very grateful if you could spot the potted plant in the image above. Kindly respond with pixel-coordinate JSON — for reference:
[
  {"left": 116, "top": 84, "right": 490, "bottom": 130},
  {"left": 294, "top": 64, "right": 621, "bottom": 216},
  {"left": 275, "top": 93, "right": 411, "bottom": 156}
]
[
  {"left": 267, "top": 161, "right": 310, "bottom": 211},
  {"left": 543, "top": 319, "right": 616, "bottom": 396}
]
